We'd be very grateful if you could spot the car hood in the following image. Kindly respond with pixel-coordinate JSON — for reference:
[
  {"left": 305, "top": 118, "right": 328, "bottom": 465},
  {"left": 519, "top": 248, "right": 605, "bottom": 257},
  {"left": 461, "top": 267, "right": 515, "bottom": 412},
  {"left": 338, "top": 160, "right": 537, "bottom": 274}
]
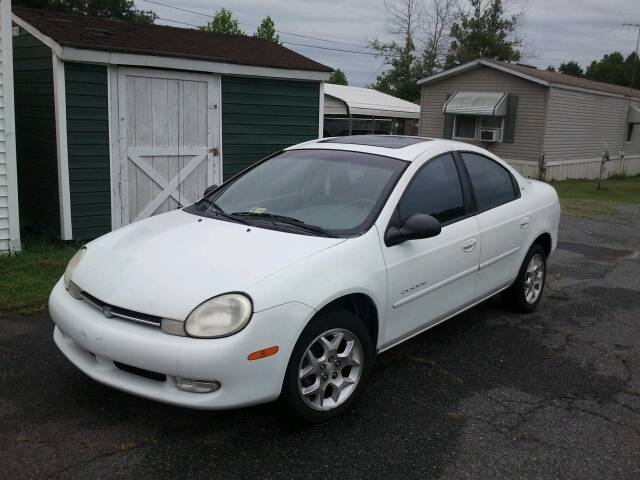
[{"left": 72, "top": 210, "right": 345, "bottom": 319}]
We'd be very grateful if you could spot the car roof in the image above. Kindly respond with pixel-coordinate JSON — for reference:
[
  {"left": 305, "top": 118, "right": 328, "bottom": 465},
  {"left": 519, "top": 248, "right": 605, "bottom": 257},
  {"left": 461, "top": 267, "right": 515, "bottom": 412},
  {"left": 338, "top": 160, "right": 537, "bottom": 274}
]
[{"left": 285, "top": 135, "right": 485, "bottom": 162}]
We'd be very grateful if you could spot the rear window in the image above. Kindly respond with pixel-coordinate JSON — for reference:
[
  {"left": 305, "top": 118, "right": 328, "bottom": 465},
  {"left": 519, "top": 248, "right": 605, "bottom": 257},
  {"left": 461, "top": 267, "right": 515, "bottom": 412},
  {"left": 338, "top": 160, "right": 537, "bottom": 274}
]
[{"left": 461, "top": 152, "right": 518, "bottom": 212}]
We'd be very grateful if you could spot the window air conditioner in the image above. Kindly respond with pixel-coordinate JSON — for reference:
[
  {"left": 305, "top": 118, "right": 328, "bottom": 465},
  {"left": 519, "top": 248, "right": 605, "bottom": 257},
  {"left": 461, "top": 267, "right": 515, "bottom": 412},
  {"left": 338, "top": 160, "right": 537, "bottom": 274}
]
[{"left": 479, "top": 129, "right": 500, "bottom": 142}]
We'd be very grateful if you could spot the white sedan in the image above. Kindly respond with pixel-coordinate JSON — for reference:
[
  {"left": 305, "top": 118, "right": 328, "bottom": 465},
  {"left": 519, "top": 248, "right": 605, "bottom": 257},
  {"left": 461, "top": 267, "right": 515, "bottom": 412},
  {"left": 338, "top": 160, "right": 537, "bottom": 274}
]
[{"left": 50, "top": 136, "right": 560, "bottom": 423}]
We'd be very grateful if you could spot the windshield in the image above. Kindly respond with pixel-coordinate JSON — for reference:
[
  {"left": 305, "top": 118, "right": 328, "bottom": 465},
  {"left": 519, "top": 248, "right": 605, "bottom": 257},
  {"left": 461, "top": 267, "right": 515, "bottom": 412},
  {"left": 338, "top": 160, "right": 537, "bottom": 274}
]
[{"left": 192, "top": 149, "right": 407, "bottom": 235}]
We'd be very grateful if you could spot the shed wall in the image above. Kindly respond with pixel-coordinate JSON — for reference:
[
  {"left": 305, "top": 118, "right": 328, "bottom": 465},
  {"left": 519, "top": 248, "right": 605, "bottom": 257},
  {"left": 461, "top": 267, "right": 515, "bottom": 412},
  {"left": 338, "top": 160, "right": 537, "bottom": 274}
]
[
  {"left": 419, "top": 66, "right": 547, "bottom": 162},
  {"left": 221, "top": 76, "right": 319, "bottom": 180},
  {"left": 0, "top": 0, "right": 20, "bottom": 253},
  {"left": 65, "top": 62, "right": 110, "bottom": 239},
  {"left": 13, "top": 29, "right": 59, "bottom": 235},
  {"left": 0, "top": 4, "right": 10, "bottom": 252}
]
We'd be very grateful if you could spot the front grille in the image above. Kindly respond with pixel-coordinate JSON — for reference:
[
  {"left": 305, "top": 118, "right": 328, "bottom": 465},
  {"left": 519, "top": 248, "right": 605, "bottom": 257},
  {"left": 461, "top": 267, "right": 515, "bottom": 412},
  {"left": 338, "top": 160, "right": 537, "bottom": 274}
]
[
  {"left": 80, "top": 291, "right": 162, "bottom": 327},
  {"left": 253, "top": 223, "right": 315, "bottom": 236},
  {"left": 114, "top": 362, "right": 167, "bottom": 382}
]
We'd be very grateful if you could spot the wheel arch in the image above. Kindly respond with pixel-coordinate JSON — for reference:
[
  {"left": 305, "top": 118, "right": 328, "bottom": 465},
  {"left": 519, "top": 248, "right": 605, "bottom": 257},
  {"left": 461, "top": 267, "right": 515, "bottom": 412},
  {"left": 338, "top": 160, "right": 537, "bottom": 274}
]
[
  {"left": 533, "top": 232, "right": 552, "bottom": 258},
  {"left": 313, "top": 293, "right": 380, "bottom": 350}
]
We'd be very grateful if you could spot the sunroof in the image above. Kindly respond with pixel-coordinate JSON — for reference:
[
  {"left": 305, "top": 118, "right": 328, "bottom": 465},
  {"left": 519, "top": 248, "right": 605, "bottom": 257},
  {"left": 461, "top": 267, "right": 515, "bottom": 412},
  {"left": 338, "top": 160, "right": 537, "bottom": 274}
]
[{"left": 320, "top": 135, "right": 431, "bottom": 149}]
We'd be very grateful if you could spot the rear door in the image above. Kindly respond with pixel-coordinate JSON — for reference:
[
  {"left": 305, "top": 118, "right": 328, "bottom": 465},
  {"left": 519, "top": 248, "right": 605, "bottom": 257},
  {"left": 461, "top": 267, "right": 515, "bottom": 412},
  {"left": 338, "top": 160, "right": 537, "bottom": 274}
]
[
  {"left": 458, "top": 152, "right": 528, "bottom": 300},
  {"left": 380, "top": 153, "right": 480, "bottom": 348}
]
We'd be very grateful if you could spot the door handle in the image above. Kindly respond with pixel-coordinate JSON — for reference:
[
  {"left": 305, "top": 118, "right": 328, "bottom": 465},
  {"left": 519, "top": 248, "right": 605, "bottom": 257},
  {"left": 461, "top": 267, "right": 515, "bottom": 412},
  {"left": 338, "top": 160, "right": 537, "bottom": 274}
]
[
  {"left": 519, "top": 217, "right": 530, "bottom": 229},
  {"left": 462, "top": 238, "right": 477, "bottom": 252}
]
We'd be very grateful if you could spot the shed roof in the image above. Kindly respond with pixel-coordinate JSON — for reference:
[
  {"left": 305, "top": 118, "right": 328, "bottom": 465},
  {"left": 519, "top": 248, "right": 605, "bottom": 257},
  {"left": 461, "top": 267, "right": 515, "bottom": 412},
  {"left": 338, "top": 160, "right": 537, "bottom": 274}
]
[
  {"left": 324, "top": 84, "right": 420, "bottom": 119},
  {"left": 418, "top": 59, "right": 640, "bottom": 99},
  {"left": 12, "top": 7, "right": 332, "bottom": 73}
]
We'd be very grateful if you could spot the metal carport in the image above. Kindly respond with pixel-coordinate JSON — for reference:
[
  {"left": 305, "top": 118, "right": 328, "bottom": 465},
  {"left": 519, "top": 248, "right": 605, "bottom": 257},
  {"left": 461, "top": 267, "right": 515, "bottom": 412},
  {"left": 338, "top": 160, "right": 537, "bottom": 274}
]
[{"left": 323, "top": 84, "right": 420, "bottom": 136}]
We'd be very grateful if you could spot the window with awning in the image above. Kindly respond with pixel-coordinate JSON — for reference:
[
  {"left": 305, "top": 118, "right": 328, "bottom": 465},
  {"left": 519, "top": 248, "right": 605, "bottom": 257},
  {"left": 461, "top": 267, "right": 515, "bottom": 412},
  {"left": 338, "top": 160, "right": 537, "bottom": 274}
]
[
  {"left": 629, "top": 106, "right": 640, "bottom": 124},
  {"left": 443, "top": 92, "right": 508, "bottom": 116},
  {"left": 442, "top": 92, "right": 519, "bottom": 144}
]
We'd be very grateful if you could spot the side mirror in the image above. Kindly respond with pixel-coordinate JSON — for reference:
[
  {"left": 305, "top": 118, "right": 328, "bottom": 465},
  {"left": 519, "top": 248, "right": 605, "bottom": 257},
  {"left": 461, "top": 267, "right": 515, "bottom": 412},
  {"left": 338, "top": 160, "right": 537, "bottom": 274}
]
[
  {"left": 203, "top": 184, "right": 219, "bottom": 197},
  {"left": 385, "top": 214, "right": 441, "bottom": 247}
]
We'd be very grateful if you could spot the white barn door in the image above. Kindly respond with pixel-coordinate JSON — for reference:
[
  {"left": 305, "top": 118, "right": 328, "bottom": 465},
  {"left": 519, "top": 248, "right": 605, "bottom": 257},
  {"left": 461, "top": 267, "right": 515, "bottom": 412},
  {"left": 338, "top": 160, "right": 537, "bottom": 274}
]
[{"left": 110, "top": 67, "right": 221, "bottom": 228}]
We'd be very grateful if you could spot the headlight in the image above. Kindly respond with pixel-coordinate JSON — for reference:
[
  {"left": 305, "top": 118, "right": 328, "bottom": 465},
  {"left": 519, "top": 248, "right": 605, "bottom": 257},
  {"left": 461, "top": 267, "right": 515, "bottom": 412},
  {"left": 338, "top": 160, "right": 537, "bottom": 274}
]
[
  {"left": 184, "top": 293, "right": 253, "bottom": 338},
  {"left": 64, "top": 247, "right": 87, "bottom": 290}
]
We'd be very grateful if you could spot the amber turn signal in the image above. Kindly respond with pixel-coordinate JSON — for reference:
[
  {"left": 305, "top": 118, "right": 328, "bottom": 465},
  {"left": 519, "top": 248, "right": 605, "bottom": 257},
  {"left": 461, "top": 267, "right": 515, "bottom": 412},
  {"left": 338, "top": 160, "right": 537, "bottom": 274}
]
[{"left": 248, "top": 346, "right": 279, "bottom": 361}]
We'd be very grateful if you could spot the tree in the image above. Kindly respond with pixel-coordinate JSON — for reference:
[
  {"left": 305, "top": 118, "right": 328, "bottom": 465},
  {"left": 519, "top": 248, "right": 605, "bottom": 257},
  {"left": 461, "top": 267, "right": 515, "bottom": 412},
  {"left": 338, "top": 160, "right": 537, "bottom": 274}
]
[
  {"left": 366, "top": 0, "right": 457, "bottom": 100},
  {"left": 545, "top": 65, "right": 556, "bottom": 72},
  {"left": 328, "top": 69, "right": 349, "bottom": 85},
  {"left": 13, "top": 0, "right": 157, "bottom": 23},
  {"left": 445, "top": 0, "right": 525, "bottom": 69},
  {"left": 199, "top": 8, "right": 245, "bottom": 35},
  {"left": 420, "top": 0, "right": 456, "bottom": 77},
  {"left": 368, "top": 0, "right": 425, "bottom": 102},
  {"left": 585, "top": 52, "right": 640, "bottom": 88},
  {"left": 254, "top": 16, "right": 280, "bottom": 43},
  {"left": 624, "top": 52, "right": 640, "bottom": 89},
  {"left": 558, "top": 61, "right": 584, "bottom": 77}
]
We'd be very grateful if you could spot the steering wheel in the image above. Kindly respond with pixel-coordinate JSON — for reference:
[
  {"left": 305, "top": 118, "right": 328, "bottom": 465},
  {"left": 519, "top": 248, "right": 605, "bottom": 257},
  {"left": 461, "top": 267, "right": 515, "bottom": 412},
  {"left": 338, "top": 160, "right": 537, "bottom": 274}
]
[{"left": 351, "top": 198, "right": 376, "bottom": 210}]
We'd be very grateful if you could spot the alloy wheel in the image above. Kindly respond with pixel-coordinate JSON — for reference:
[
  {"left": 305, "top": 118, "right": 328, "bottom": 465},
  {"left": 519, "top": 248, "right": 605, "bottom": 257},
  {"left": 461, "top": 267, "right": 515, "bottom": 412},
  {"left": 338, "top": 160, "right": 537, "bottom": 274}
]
[
  {"left": 524, "top": 253, "right": 545, "bottom": 304},
  {"left": 297, "top": 328, "right": 363, "bottom": 411}
]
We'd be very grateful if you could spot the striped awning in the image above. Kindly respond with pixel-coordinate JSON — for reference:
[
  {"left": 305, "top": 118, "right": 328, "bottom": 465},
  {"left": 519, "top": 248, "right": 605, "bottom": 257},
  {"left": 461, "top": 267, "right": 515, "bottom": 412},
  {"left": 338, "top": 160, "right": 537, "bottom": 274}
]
[
  {"left": 443, "top": 91, "right": 508, "bottom": 116},
  {"left": 629, "top": 106, "right": 640, "bottom": 124}
]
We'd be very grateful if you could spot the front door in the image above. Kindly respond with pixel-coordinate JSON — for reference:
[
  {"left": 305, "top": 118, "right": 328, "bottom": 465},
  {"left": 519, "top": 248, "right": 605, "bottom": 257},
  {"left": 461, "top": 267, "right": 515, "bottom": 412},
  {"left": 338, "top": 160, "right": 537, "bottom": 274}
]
[
  {"left": 380, "top": 153, "right": 480, "bottom": 349},
  {"left": 111, "top": 67, "right": 221, "bottom": 228}
]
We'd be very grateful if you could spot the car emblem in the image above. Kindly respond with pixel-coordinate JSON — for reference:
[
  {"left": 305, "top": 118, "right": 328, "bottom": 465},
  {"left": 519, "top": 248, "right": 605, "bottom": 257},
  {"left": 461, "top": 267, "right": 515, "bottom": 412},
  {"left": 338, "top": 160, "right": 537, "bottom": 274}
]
[{"left": 103, "top": 306, "right": 113, "bottom": 318}]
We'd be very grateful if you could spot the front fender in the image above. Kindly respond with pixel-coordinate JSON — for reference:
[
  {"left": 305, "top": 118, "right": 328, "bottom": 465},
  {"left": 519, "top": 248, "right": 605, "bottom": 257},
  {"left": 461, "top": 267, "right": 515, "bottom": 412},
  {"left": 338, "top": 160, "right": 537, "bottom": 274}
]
[{"left": 247, "top": 227, "right": 388, "bottom": 348}]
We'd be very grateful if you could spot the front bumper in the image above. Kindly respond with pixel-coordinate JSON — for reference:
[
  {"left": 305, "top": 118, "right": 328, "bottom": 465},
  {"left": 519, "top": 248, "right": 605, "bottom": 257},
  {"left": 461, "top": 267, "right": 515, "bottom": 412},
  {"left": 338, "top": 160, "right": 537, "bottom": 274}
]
[{"left": 49, "top": 279, "right": 315, "bottom": 409}]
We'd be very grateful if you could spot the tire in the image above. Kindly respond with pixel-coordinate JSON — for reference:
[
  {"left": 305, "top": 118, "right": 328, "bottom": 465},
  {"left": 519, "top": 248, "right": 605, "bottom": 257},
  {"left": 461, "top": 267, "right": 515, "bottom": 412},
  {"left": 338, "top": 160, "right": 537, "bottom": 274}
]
[
  {"left": 502, "top": 243, "right": 547, "bottom": 313},
  {"left": 280, "top": 309, "right": 374, "bottom": 424}
]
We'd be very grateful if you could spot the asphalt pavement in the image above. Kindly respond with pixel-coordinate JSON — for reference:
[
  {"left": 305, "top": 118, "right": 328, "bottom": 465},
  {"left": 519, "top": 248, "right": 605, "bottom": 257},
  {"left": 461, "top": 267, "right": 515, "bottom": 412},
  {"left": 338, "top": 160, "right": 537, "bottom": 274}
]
[{"left": 1, "top": 205, "right": 639, "bottom": 479}]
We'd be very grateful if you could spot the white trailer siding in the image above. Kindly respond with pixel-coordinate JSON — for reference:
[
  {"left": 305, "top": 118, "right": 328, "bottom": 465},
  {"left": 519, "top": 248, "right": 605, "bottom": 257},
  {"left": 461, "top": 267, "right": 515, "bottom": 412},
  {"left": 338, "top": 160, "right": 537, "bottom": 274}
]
[
  {"left": 545, "top": 87, "right": 640, "bottom": 161},
  {"left": 419, "top": 63, "right": 640, "bottom": 180},
  {"left": 542, "top": 87, "right": 640, "bottom": 179},
  {"left": 0, "top": 0, "right": 20, "bottom": 253}
]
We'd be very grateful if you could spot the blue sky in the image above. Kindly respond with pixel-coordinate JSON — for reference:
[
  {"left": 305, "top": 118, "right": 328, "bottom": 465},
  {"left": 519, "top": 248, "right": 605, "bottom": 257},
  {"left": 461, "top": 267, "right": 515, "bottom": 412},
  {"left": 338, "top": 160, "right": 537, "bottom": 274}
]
[{"left": 139, "top": 0, "right": 640, "bottom": 86}]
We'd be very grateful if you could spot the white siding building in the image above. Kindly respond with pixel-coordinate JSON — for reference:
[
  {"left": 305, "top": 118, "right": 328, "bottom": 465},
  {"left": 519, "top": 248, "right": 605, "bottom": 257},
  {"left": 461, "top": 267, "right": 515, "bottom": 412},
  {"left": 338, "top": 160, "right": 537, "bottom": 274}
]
[
  {"left": 418, "top": 59, "right": 640, "bottom": 180},
  {"left": 0, "top": 0, "right": 20, "bottom": 253}
]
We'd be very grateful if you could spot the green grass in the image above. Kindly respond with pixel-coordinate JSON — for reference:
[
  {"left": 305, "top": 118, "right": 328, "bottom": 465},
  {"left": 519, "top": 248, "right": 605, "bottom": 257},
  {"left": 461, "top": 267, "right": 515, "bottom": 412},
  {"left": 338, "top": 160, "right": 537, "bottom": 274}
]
[
  {"left": 0, "top": 235, "right": 84, "bottom": 315},
  {"left": 548, "top": 175, "right": 640, "bottom": 218}
]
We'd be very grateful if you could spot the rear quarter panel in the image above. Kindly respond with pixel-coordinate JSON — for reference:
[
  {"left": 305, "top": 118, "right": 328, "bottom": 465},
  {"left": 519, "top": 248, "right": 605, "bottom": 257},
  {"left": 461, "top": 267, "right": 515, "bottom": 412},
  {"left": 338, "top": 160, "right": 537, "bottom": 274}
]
[{"left": 518, "top": 178, "right": 561, "bottom": 258}]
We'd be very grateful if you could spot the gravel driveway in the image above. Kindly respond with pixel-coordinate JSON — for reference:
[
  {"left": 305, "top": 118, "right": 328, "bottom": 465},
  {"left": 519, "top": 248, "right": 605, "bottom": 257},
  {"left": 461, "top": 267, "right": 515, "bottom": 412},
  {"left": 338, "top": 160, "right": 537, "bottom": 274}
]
[{"left": 1, "top": 205, "right": 639, "bottom": 479}]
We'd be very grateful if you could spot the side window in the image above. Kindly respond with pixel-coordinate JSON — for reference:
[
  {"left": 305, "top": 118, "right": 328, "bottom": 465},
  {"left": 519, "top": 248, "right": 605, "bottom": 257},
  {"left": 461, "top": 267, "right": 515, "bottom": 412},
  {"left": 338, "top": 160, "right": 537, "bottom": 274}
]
[
  {"left": 461, "top": 152, "right": 517, "bottom": 211},
  {"left": 398, "top": 154, "right": 465, "bottom": 224}
]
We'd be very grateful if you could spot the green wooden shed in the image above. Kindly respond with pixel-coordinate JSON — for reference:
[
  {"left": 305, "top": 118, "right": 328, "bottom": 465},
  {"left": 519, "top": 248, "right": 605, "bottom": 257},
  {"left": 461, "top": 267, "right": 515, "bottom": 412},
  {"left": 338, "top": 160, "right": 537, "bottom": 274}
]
[{"left": 12, "top": 7, "right": 331, "bottom": 240}]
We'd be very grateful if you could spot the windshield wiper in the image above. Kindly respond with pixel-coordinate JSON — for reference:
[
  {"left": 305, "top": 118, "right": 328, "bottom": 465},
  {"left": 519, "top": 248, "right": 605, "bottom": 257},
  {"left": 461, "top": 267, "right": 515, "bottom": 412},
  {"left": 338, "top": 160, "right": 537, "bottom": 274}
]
[
  {"left": 232, "top": 212, "right": 305, "bottom": 223},
  {"left": 214, "top": 211, "right": 250, "bottom": 225},
  {"left": 195, "top": 200, "right": 249, "bottom": 225},
  {"left": 231, "top": 212, "right": 337, "bottom": 238}
]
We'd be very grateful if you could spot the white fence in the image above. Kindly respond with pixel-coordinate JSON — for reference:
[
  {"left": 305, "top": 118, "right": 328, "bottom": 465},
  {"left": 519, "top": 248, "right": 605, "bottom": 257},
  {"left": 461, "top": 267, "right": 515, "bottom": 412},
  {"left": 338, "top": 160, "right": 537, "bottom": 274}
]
[{"left": 508, "top": 155, "right": 640, "bottom": 181}]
